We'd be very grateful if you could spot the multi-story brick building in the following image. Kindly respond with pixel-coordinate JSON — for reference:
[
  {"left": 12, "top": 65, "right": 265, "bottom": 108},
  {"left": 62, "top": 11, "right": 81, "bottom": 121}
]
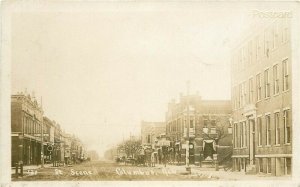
[
  {"left": 11, "top": 92, "right": 87, "bottom": 167},
  {"left": 11, "top": 93, "right": 43, "bottom": 166},
  {"left": 231, "top": 17, "right": 292, "bottom": 176},
  {"left": 165, "top": 93, "right": 232, "bottom": 165}
]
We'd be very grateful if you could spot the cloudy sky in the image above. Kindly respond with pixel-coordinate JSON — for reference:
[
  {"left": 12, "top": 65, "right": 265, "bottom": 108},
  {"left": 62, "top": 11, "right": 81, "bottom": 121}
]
[{"left": 10, "top": 1, "right": 291, "bottom": 156}]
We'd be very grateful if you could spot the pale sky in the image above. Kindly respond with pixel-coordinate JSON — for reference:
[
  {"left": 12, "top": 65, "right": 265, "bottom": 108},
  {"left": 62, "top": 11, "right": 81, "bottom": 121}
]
[{"left": 10, "top": 2, "right": 289, "bottom": 156}]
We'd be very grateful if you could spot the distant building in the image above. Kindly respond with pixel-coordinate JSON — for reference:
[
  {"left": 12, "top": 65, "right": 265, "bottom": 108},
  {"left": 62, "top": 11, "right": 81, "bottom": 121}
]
[
  {"left": 87, "top": 150, "right": 99, "bottom": 161},
  {"left": 165, "top": 93, "right": 232, "bottom": 165},
  {"left": 141, "top": 121, "right": 166, "bottom": 147},
  {"left": 231, "top": 17, "right": 292, "bottom": 175},
  {"left": 11, "top": 93, "right": 43, "bottom": 166}
]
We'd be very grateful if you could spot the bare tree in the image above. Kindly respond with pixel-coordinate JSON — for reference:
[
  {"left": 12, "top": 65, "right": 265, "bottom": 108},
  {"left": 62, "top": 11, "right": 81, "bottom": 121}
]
[
  {"left": 119, "top": 139, "right": 141, "bottom": 158},
  {"left": 202, "top": 115, "right": 231, "bottom": 145}
]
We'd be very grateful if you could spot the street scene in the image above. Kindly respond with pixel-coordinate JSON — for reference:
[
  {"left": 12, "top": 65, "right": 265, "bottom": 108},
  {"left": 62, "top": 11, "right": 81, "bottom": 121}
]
[{"left": 4, "top": 1, "right": 296, "bottom": 183}]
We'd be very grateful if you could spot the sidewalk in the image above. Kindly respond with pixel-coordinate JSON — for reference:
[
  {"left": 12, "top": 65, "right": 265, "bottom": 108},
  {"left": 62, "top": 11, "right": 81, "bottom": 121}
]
[
  {"left": 153, "top": 164, "right": 291, "bottom": 180},
  {"left": 11, "top": 163, "right": 53, "bottom": 175}
]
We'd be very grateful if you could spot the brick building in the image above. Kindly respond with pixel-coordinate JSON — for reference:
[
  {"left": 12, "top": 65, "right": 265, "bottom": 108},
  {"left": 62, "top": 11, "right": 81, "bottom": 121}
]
[
  {"left": 11, "top": 92, "right": 87, "bottom": 167},
  {"left": 11, "top": 93, "right": 43, "bottom": 166},
  {"left": 165, "top": 93, "right": 232, "bottom": 165},
  {"left": 231, "top": 17, "right": 292, "bottom": 175}
]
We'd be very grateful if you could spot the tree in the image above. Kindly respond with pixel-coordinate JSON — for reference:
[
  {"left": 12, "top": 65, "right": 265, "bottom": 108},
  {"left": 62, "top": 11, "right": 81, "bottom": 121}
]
[
  {"left": 202, "top": 115, "right": 231, "bottom": 145},
  {"left": 119, "top": 139, "right": 141, "bottom": 158}
]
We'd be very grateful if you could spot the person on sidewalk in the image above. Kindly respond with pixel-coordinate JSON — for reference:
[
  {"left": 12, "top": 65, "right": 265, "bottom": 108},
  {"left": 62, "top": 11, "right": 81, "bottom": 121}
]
[{"left": 151, "top": 152, "right": 155, "bottom": 167}]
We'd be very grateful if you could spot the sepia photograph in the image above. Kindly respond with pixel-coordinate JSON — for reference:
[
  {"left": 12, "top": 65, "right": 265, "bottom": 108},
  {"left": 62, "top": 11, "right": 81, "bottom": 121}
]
[{"left": 0, "top": 0, "right": 299, "bottom": 186}]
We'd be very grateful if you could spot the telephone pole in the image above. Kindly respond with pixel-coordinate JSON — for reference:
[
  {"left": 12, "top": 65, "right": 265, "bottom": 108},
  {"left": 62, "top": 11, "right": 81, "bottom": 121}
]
[
  {"left": 41, "top": 97, "right": 44, "bottom": 168},
  {"left": 185, "top": 81, "right": 191, "bottom": 173}
]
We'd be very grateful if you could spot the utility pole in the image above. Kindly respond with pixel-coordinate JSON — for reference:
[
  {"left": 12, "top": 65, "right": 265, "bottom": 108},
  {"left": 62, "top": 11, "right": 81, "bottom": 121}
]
[
  {"left": 186, "top": 81, "right": 191, "bottom": 173},
  {"left": 41, "top": 97, "right": 44, "bottom": 168}
]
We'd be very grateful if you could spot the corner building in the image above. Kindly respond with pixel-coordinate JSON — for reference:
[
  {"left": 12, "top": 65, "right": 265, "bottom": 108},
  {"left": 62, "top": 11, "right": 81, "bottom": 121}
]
[
  {"left": 231, "top": 17, "right": 292, "bottom": 176},
  {"left": 166, "top": 93, "right": 232, "bottom": 165}
]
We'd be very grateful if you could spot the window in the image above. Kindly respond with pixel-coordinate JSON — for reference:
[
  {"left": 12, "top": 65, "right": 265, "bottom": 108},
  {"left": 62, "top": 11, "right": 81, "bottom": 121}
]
[
  {"left": 264, "top": 29, "right": 270, "bottom": 57},
  {"left": 243, "top": 82, "right": 247, "bottom": 105},
  {"left": 147, "top": 134, "right": 151, "bottom": 143},
  {"left": 257, "top": 117, "right": 262, "bottom": 146},
  {"left": 275, "top": 112, "right": 280, "bottom": 145},
  {"left": 283, "top": 59, "right": 289, "bottom": 91},
  {"left": 283, "top": 110, "right": 291, "bottom": 144},
  {"left": 238, "top": 50, "right": 242, "bottom": 70},
  {"left": 234, "top": 86, "right": 238, "bottom": 109},
  {"left": 248, "top": 41, "right": 253, "bottom": 64},
  {"left": 203, "top": 119, "right": 208, "bottom": 127},
  {"left": 264, "top": 69, "right": 270, "bottom": 98},
  {"left": 242, "top": 122, "right": 247, "bottom": 148},
  {"left": 282, "top": 19, "right": 289, "bottom": 43},
  {"left": 239, "top": 84, "right": 243, "bottom": 107},
  {"left": 211, "top": 119, "right": 216, "bottom": 126},
  {"left": 256, "top": 73, "right": 262, "bottom": 101},
  {"left": 267, "top": 158, "right": 272, "bottom": 174},
  {"left": 272, "top": 22, "right": 278, "bottom": 49},
  {"left": 240, "top": 122, "right": 244, "bottom": 148},
  {"left": 249, "top": 78, "right": 254, "bottom": 103},
  {"left": 242, "top": 47, "right": 247, "bottom": 67},
  {"left": 234, "top": 123, "right": 238, "bottom": 148},
  {"left": 256, "top": 35, "right": 262, "bottom": 61},
  {"left": 284, "top": 158, "right": 292, "bottom": 175},
  {"left": 210, "top": 128, "right": 216, "bottom": 134},
  {"left": 273, "top": 64, "right": 279, "bottom": 94},
  {"left": 266, "top": 115, "right": 271, "bottom": 145},
  {"left": 190, "top": 119, "right": 194, "bottom": 128}
]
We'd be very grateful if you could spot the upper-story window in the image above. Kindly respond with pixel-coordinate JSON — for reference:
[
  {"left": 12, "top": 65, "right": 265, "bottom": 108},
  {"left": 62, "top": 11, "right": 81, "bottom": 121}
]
[
  {"left": 190, "top": 119, "right": 194, "bottom": 128},
  {"left": 203, "top": 115, "right": 208, "bottom": 127},
  {"left": 248, "top": 41, "right": 253, "bottom": 64},
  {"left": 264, "top": 29, "right": 270, "bottom": 58},
  {"left": 239, "top": 84, "right": 243, "bottom": 108},
  {"left": 282, "top": 19, "right": 289, "bottom": 43},
  {"left": 283, "top": 109, "right": 291, "bottom": 144},
  {"left": 273, "top": 64, "right": 280, "bottom": 95},
  {"left": 283, "top": 59, "right": 289, "bottom": 91},
  {"left": 264, "top": 68, "right": 270, "bottom": 98},
  {"left": 210, "top": 127, "right": 216, "bottom": 134},
  {"left": 211, "top": 119, "right": 216, "bottom": 126},
  {"left": 243, "top": 46, "right": 249, "bottom": 66},
  {"left": 272, "top": 21, "right": 279, "bottom": 49},
  {"left": 239, "top": 49, "right": 243, "bottom": 70},
  {"left": 255, "top": 35, "right": 261, "bottom": 62},
  {"left": 243, "top": 82, "right": 247, "bottom": 105},
  {"left": 256, "top": 73, "right": 262, "bottom": 101},
  {"left": 249, "top": 78, "right": 254, "bottom": 103}
]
